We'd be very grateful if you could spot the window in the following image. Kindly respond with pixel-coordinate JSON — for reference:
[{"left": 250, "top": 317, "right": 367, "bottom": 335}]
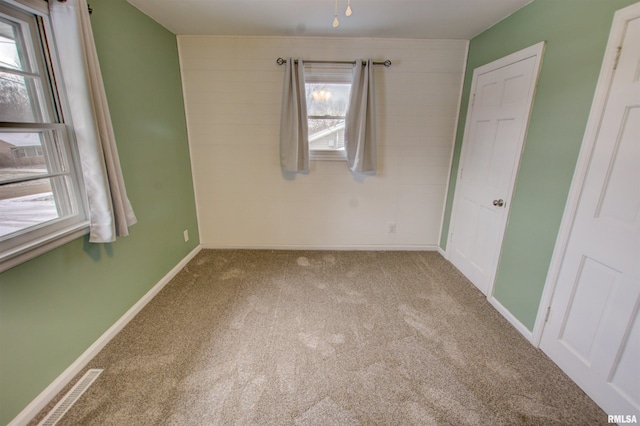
[
  {"left": 0, "top": 0, "right": 88, "bottom": 270},
  {"left": 304, "top": 64, "right": 353, "bottom": 160}
]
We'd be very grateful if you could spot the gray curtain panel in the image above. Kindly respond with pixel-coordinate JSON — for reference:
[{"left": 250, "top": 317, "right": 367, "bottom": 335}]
[
  {"left": 279, "top": 58, "right": 310, "bottom": 172},
  {"left": 50, "top": 0, "right": 137, "bottom": 243},
  {"left": 345, "top": 59, "right": 377, "bottom": 173}
]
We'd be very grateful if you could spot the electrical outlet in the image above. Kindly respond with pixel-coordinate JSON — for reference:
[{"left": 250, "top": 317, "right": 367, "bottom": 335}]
[
  {"left": 183, "top": 229, "right": 189, "bottom": 242},
  {"left": 388, "top": 222, "right": 396, "bottom": 234}
]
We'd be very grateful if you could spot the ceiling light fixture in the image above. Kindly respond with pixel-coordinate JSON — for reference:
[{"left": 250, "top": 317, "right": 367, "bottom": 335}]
[
  {"left": 333, "top": 0, "right": 340, "bottom": 27},
  {"left": 345, "top": 0, "right": 352, "bottom": 17}
]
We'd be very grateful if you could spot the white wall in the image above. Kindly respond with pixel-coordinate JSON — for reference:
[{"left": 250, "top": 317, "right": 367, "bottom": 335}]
[{"left": 178, "top": 36, "right": 467, "bottom": 249}]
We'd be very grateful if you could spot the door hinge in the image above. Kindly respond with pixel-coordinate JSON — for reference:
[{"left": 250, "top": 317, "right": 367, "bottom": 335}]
[
  {"left": 544, "top": 306, "right": 551, "bottom": 323},
  {"left": 471, "top": 93, "right": 476, "bottom": 107},
  {"left": 613, "top": 46, "right": 622, "bottom": 70}
]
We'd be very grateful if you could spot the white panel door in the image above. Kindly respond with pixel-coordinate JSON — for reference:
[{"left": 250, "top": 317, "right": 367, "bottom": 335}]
[
  {"left": 540, "top": 5, "right": 640, "bottom": 418},
  {"left": 448, "top": 43, "right": 544, "bottom": 295}
]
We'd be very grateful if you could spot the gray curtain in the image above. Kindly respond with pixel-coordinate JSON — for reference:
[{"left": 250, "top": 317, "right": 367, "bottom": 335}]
[
  {"left": 279, "top": 58, "right": 309, "bottom": 172},
  {"left": 50, "top": 0, "right": 137, "bottom": 243},
  {"left": 345, "top": 59, "right": 377, "bottom": 173}
]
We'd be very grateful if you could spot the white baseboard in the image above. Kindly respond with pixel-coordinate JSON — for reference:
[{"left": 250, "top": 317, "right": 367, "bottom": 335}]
[
  {"left": 9, "top": 245, "right": 202, "bottom": 426},
  {"left": 437, "top": 246, "right": 447, "bottom": 258},
  {"left": 488, "top": 295, "right": 535, "bottom": 344},
  {"left": 201, "top": 244, "right": 439, "bottom": 251}
]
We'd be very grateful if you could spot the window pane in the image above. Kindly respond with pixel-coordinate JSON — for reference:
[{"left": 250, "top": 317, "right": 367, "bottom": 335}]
[
  {"left": 0, "top": 132, "right": 59, "bottom": 184},
  {"left": 309, "top": 118, "right": 345, "bottom": 151},
  {"left": 306, "top": 83, "right": 350, "bottom": 117},
  {"left": 0, "top": 178, "right": 59, "bottom": 238},
  {"left": 0, "top": 18, "right": 24, "bottom": 71},
  {"left": 0, "top": 71, "right": 48, "bottom": 122}
]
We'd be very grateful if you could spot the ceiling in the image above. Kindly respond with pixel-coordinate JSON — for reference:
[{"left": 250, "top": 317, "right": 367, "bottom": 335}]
[{"left": 126, "top": 0, "right": 534, "bottom": 39}]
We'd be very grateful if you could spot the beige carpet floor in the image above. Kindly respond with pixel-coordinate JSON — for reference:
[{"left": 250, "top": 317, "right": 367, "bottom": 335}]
[{"left": 32, "top": 250, "right": 606, "bottom": 425}]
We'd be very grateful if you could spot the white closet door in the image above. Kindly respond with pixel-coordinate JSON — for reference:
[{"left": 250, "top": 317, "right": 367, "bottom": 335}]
[
  {"left": 448, "top": 43, "right": 544, "bottom": 296},
  {"left": 540, "top": 4, "right": 640, "bottom": 418}
]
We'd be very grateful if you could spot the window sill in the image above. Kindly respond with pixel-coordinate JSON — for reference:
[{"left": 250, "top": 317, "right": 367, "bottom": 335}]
[
  {"left": 0, "top": 221, "right": 90, "bottom": 273},
  {"left": 310, "top": 150, "right": 346, "bottom": 161}
]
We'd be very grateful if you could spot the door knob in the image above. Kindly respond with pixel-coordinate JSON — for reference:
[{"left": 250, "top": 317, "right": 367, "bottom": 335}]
[{"left": 493, "top": 199, "right": 504, "bottom": 207}]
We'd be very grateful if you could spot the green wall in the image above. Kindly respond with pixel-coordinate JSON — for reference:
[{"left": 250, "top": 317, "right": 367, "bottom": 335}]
[
  {"left": 440, "top": 0, "right": 638, "bottom": 330},
  {"left": 0, "top": 0, "right": 199, "bottom": 423}
]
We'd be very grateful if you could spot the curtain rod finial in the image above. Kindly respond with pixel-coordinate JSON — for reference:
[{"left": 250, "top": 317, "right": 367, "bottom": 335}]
[{"left": 276, "top": 58, "right": 286, "bottom": 65}]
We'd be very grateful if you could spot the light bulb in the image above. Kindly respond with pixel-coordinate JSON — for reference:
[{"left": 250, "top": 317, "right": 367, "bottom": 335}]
[
  {"left": 333, "top": 15, "right": 339, "bottom": 27},
  {"left": 346, "top": 0, "right": 352, "bottom": 16}
]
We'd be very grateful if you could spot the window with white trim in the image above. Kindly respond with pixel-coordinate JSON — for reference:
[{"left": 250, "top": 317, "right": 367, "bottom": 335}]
[
  {"left": 0, "top": 0, "right": 88, "bottom": 270},
  {"left": 304, "top": 64, "right": 352, "bottom": 161}
]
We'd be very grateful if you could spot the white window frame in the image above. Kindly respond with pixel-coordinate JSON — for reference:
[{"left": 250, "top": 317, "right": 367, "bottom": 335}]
[
  {"left": 0, "top": 0, "right": 89, "bottom": 272},
  {"left": 304, "top": 64, "right": 352, "bottom": 161}
]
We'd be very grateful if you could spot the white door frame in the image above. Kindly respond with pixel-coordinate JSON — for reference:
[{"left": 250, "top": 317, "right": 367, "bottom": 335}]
[
  {"left": 446, "top": 42, "right": 545, "bottom": 320},
  {"left": 532, "top": 2, "right": 640, "bottom": 346}
]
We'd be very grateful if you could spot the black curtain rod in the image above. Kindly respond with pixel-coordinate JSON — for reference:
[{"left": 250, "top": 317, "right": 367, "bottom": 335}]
[{"left": 276, "top": 57, "right": 391, "bottom": 67}]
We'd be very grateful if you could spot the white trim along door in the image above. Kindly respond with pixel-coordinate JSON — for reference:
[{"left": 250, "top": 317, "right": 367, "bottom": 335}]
[
  {"left": 447, "top": 42, "right": 544, "bottom": 297},
  {"left": 538, "top": 2, "right": 640, "bottom": 419}
]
